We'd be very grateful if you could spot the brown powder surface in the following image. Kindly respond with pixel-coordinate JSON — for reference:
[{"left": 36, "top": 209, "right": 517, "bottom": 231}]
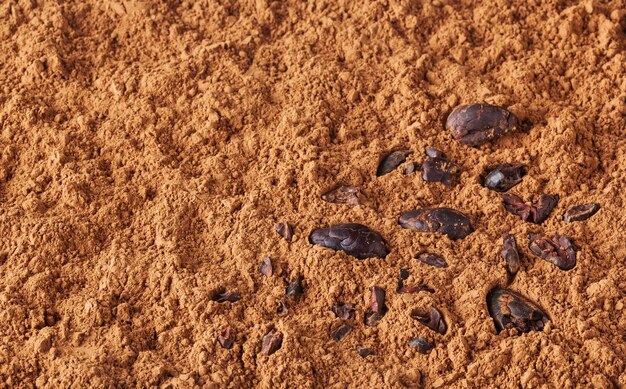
[{"left": 0, "top": 0, "right": 625, "bottom": 387}]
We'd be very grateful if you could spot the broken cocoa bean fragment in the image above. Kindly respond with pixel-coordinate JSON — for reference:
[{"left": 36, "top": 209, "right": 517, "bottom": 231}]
[
  {"left": 260, "top": 329, "right": 283, "bottom": 356},
  {"left": 501, "top": 234, "right": 520, "bottom": 276},
  {"left": 563, "top": 203, "right": 600, "bottom": 222},
  {"left": 356, "top": 346, "right": 376, "bottom": 358},
  {"left": 217, "top": 327, "right": 234, "bottom": 349},
  {"left": 212, "top": 289, "right": 241, "bottom": 303},
  {"left": 285, "top": 275, "right": 304, "bottom": 301},
  {"left": 502, "top": 194, "right": 558, "bottom": 224},
  {"left": 332, "top": 303, "right": 355, "bottom": 320},
  {"left": 399, "top": 208, "right": 473, "bottom": 240},
  {"left": 397, "top": 268, "right": 410, "bottom": 291},
  {"left": 399, "top": 284, "right": 435, "bottom": 294},
  {"left": 377, "top": 149, "right": 412, "bottom": 176},
  {"left": 528, "top": 233, "right": 576, "bottom": 270},
  {"left": 402, "top": 162, "right": 420, "bottom": 175},
  {"left": 422, "top": 146, "right": 459, "bottom": 186},
  {"left": 276, "top": 298, "right": 289, "bottom": 316},
  {"left": 321, "top": 185, "right": 362, "bottom": 205},
  {"left": 482, "top": 163, "right": 526, "bottom": 192},
  {"left": 415, "top": 252, "right": 448, "bottom": 268},
  {"left": 409, "top": 337, "right": 434, "bottom": 354},
  {"left": 410, "top": 307, "right": 447, "bottom": 334},
  {"left": 309, "top": 223, "right": 388, "bottom": 259},
  {"left": 364, "top": 286, "right": 387, "bottom": 326},
  {"left": 331, "top": 323, "right": 353, "bottom": 342},
  {"left": 259, "top": 257, "right": 273, "bottom": 277},
  {"left": 275, "top": 222, "right": 294, "bottom": 241},
  {"left": 487, "top": 286, "right": 549, "bottom": 334},
  {"left": 446, "top": 103, "right": 519, "bottom": 146}
]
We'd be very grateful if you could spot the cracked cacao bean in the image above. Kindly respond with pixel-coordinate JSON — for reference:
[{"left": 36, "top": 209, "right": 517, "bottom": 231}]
[
  {"left": 482, "top": 163, "right": 526, "bottom": 192},
  {"left": 309, "top": 223, "right": 388, "bottom": 259},
  {"left": 399, "top": 208, "right": 473, "bottom": 240},
  {"left": 487, "top": 286, "right": 549, "bottom": 334},
  {"left": 377, "top": 149, "right": 412, "bottom": 176},
  {"left": 528, "top": 233, "right": 576, "bottom": 270},
  {"left": 446, "top": 103, "right": 519, "bottom": 146}
]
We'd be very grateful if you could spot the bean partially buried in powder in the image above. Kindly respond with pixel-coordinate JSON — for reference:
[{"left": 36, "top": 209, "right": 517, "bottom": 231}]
[
  {"left": 528, "top": 233, "right": 576, "bottom": 270},
  {"left": 482, "top": 163, "right": 526, "bottom": 192},
  {"left": 502, "top": 194, "right": 558, "bottom": 224},
  {"left": 402, "top": 162, "right": 420, "bottom": 175},
  {"left": 331, "top": 323, "right": 353, "bottom": 342},
  {"left": 399, "top": 208, "right": 473, "bottom": 240},
  {"left": 260, "top": 329, "right": 283, "bottom": 355},
  {"left": 422, "top": 146, "right": 459, "bottom": 186},
  {"left": 217, "top": 327, "right": 234, "bottom": 349},
  {"left": 501, "top": 234, "right": 520, "bottom": 276},
  {"left": 416, "top": 252, "right": 448, "bottom": 268},
  {"left": 276, "top": 298, "right": 289, "bottom": 317},
  {"left": 259, "top": 257, "right": 273, "bottom": 277},
  {"left": 409, "top": 337, "right": 434, "bottom": 354},
  {"left": 332, "top": 303, "right": 355, "bottom": 320},
  {"left": 275, "top": 222, "right": 294, "bottom": 241},
  {"left": 377, "top": 149, "right": 412, "bottom": 176},
  {"left": 446, "top": 103, "right": 519, "bottom": 146},
  {"left": 410, "top": 307, "right": 447, "bottom": 335},
  {"left": 487, "top": 286, "right": 549, "bottom": 334},
  {"left": 356, "top": 346, "right": 377, "bottom": 358},
  {"left": 309, "top": 223, "right": 388, "bottom": 259},
  {"left": 321, "top": 185, "right": 361, "bottom": 205},
  {"left": 285, "top": 275, "right": 304, "bottom": 301},
  {"left": 397, "top": 268, "right": 410, "bottom": 291},
  {"left": 563, "top": 203, "right": 600, "bottom": 222},
  {"left": 212, "top": 289, "right": 241, "bottom": 303},
  {"left": 364, "top": 286, "right": 387, "bottom": 326}
]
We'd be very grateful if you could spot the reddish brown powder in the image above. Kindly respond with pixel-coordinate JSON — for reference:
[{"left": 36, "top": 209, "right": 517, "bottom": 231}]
[{"left": 0, "top": 0, "right": 624, "bottom": 387}]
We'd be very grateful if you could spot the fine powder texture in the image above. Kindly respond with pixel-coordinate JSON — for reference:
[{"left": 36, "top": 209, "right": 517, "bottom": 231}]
[{"left": 0, "top": 1, "right": 625, "bottom": 387}]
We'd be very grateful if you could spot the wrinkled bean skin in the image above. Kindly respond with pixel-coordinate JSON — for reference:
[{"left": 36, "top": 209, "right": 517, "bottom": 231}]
[
  {"left": 528, "top": 233, "right": 576, "bottom": 270},
  {"left": 398, "top": 208, "right": 473, "bottom": 240},
  {"left": 377, "top": 149, "right": 412, "bottom": 176},
  {"left": 563, "top": 203, "right": 600, "bottom": 222},
  {"left": 487, "top": 287, "right": 549, "bottom": 334},
  {"left": 501, "top": 234, "right": 520, "bottom": 276},
  {"left": 309, "top": 223, "right": 388, "bottom": 259},
  {"left": 446, "top": 103, "right": 519, "bottom": 146}
]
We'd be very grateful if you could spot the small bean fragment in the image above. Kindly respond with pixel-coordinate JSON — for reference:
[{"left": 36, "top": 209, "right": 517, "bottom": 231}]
[
  {"left": 415, "top": 252, "right": 448, "bottom": 268},
  {"left": 260, "top": 329, "right": 283, "bottom": 355},
  {"left": 501, "top": 234, "right": 520, "bottom": 276},
  {"left": 259, "top": 257, "right": 273, "bottom": 277},
  {"left": 321, "top": 185, "right": 361, "bottom": 205},
  {"left": 410, "top": 307, "right": 447, "bottom": 335},
  {"left": 331, "top": 324, "right": 353, "bottom": 342},
  {"left": 364, "top": 287, "right": 387, "bottom": 326},
  {"left": 275, "top": 222, "right": 294, "bottom": 241},
  {"left": 377, "top": 149, "right": 412, "bottom": 176},
  {"left": 409, "top": 337, "right": 434, "bottom": 354},
  {"left": 212, "top": 289, "right": 241, "bottom": 303},
  {"left": 356, "top": 346, "right": 377, "bottom": 358},
  {"left": 217, "top": 327, "right": 234, "bottom": 349},
  {"left": 563, "top": 203, "right": 600, "bottom": 222},
  {"left": 332, "top": 303, "right": 355, "bottom": 320},
  {"left": 482, "top": 163, "right": 526, "bottom": 192}
]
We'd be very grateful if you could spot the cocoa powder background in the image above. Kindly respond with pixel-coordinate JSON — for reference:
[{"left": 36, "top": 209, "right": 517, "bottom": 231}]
[{"left": 0, "top": 0, "right": 625, "bottom": 387}]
